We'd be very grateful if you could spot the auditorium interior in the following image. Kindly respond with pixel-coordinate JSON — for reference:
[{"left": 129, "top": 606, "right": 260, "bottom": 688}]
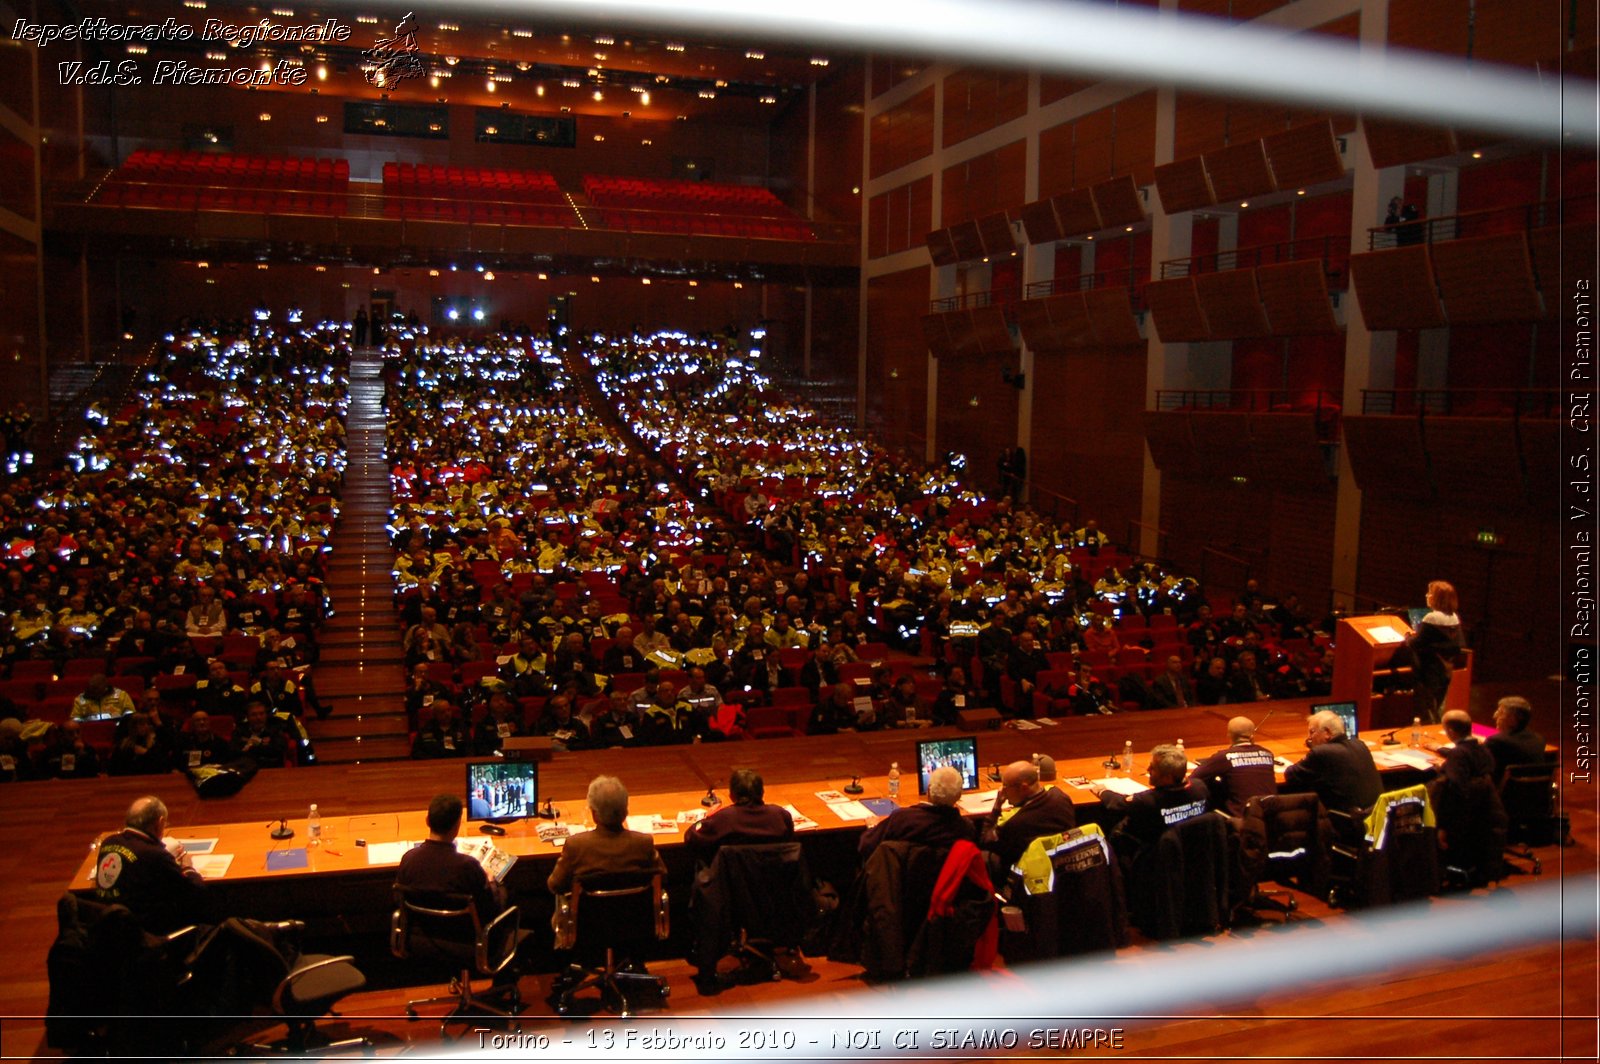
[{"left": 0, "top": 0, "right": 1595, "bottom": 1057}]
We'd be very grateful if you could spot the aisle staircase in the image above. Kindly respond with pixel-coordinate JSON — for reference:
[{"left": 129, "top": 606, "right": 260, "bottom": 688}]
[{"left": 306, "top": 350, "right": 411, "bottom": 763}]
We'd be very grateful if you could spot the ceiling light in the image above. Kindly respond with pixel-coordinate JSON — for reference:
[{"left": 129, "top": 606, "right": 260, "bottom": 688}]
[
  {"left": 746, "top": 50, "right": 764, "bottom": 59},
  {"left": 538, "top": 273, "right": 548, "bottom": 280},
  {"left": 593, "top": 134, "right": 604, "bottom": 142},
  {"left": 591, "top": 275, "right": 600, "bottom": 283},
  {"left": 126, "top": 44, "right": 146, "bottom": 54},
  {"left": 595, "top": 36, "right": 614, "bottom": 45},
  {"left": 443, "top": 56, "right": 459, "bottom": 66},
  {"left": 1296, "top": 188, "right": 1306, "bottom": 195},
  {"left": 760, "top": 96, "right": 776, "bottom": 104},
  {"left": 641, "top": 138, "right": 652, "bottom": 146},
  {"left": 535, "top": 84, "right": 545, "bottom": 96},
  {"left": 206, "top": 52, "right": 227, "bottom": 60},
  {"left": 698, "top": 90, "right": 716, "bottom": 99},
  {"left": 733, "top": 281, "right": 743, "bottom": 289},
  {"left": 562, "top": 79, "right": 581, "bottom": 88},
  {"left": 1124, "top": 226, "right": 1133, "bottom": 232},
  {"left": 688, "top": 280, "right": 698, "bottom": 287},
  {"left": 640, "top": 91, "right": 650, "bottom": 106},
  {"left": 259, "top": 112, "right": 271, "bottom": 121},
  {"left": 594, "top": 53, "right": 607, "bottom": 62},
  {"left": 257, "top": 264, "right": 269, "bottom": 270},
  {"left": 197, "top": 261, "right": 209, "bottom": 268},
  {"left": 593, "top": 90, "right": 603, "bottom": 101},
  {"left": 315, "top": 115, "right": 328, "bottom": 123},
  {"left": 429, "top": 269, "right": 439, "bottom": 277},
  {"left": 715, "top": 79, "right": 728, "bottom": 88},
  {"left": 355, "top": 15, "right": 377, "bottom": 25},
  {"left": 512, "top": 29, "right": 533, "bottom": 38},
  {"left": 272, "top": 8, "right": 295, "bottom": 16},
  {"left": 1471, "top": 151, "right": 1484, "bottom": 159},
  {"left": 483, "top": 271, "right": 495, "bottom": 280},
  {"left": 641, "top": 278, "right": 651, "bottom": 285},
  {"left": 429, "top": 74, "right": 440, "bottom": 87},
  {"left": 486, "top": 81, "right": 496, "bottom": 92},
  {"left": 316, "top": 65, "right": 327, "bottom": 81},
  {"left": 314, "top": 265, "right": 325, "bottom": 272},
  {"left": 665, "top": 42, "right": 685, "bottom": 52},
  {"left": 1239, "top": 201, "right": 1249, "bottom": 208},
  {"left": 810, "top": 57, "right": 830, "bottom": 66}
]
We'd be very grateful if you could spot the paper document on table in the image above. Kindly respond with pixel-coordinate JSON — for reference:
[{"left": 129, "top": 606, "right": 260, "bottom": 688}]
[
  {"left": 172, "top": 837, "right": 218, "bottom": 855},
  {"left": 825, "top": 801, "right": 874, "bottom": 821},
  {"left": 1093, "top": 776, "right": 1150, "bottom": 796},
  {"left": 190, "top": 854, "right": 233, "bottom": 879},
  {"left": 1367, "top": 625, "right": 1406, "bottom": 644},
  {"left": 676, "top": 808, "right": 706, "bottom": 825},
  {"left": 1036, "top": 717, "right": 1059, "bottom": 726},
  {"left": 958, "top": 789, "right": 1001, "bottom": 815},
  {"left": 625, "top": 814, "right": 682, "bottom": 835},
  {"left": 815, "top": 790, "right": 849, "bottom": 804},
  {"left": 366, "top": 840, "right": 421, "bottom": 866},
  {"left": 784, "top": 804, "right": 819, "bottom": 831},
  {"left": 1374, "top": 748, "right": 1436, "bottom": 771},
  {"left": 1010, "top": 718, "right": 1041, "bottom": 730}
]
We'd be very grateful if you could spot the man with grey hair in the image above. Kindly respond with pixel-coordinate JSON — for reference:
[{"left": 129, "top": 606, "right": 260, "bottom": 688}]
[
  {"left": 1283, "top": 708, "right": 1381, "bottom": 812},
  {"left": 547, "top": 775, "right": 665, "bottom": 894},
  {"left": 1092, "top": 744, "right": 1210, "bottom": 852},
  {"left": 858, "top": 765, "right": 978, "bottom": 860},
  {"left": 1486, "top": 695, "right": 1545, "bottom": 780},
  {"left": 93, "top": 795, "right": 206, "bottom": 933}
]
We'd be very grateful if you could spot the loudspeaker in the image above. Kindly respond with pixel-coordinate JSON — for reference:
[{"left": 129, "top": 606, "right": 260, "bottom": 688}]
[{"left": 957, "top": 708, "right": 1002, "bottom": 731}]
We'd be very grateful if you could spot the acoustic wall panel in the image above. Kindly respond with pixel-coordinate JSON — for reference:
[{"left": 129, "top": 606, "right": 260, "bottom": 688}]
[
  {"left": 1017, "top": 198, "right": 1063, "bottom": 244},
  {"left": 1349, "top": 245, "right": 1446, "bottom": 329},
  {"left": 1154, "top": 156, "right": 1215, "bottom": 214},
  {"left": 1264, "top": 120, "right": 1346, "bottom": 190},
  {"left": 1046, "top": 292, "right": 1094, "bottom": 347},
  {"left": 1341, "top": 415, "right": 1434, "bottom": 500},
  {"left": 925, "top": 228, "right": 958, "bottom": 267},
  {"left": 1257, "top": 260, "right": 1341, "bottom": 334},
  {"left": 1203, "top": 140, "right": 1277, "bottom": 203},
  {"left": 1090, "top": 175, "right": 1145, "bottom": 229},
  {"left": 1361, "top": 118, "right": 1456, "bottom": 170},
  {"left": 1145, "top": 276, "right": 1211, "bottom": 342},
  {"left": 1431, "top": 232, "right": 1542, "bottom": 323},
  {"left": 1051, "top": 188, "right": 1101, "bottom": 237},
  {"left": 1083, "top": 287, "right": 1143, "bottom": 345},
  {"left": 1194, "top": 268, "right": 1270, "bottom": 338}
]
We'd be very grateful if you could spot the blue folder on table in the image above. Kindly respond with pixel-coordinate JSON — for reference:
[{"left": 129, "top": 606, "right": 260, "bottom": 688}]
[{"left": 266, "top": 848, "right": 309, "bottom": 871}]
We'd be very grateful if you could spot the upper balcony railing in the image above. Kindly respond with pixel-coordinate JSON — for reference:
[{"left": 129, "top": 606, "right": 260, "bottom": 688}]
[
  {"left": 1365, "top": 193, "right": 1595, "bottom": 250},
  {"left": 1158, "top": 233, "right": 1351, "bottom": 286},
  {"left": 1360, "top": 388, "right": 1563, "bottom": 418}
]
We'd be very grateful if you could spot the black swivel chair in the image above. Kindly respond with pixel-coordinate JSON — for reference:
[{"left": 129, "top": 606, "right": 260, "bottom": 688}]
[
  {"left": 550, "top": 871, "right": 670, "bottom": 1018},
  {"left": 1000, "top": 827, "right": 1128, "bottom": 963},
  {"left": 1127, "top": 814, "right": 1231, "bottom": 941},
  {"left": 692, "top": 842, "right": 813, "bottom": 984},
  {"left": 390, "top": 888, "right": 528, "bottom": 1035},
  {"left": 213, "top": 917, "right": 372, "bottom": 1056},
  {"left": 1327, "top": 786, "right": 1440, "bottom": 908},
  {"left": 1501, "top": 763, "right": 1561, "bottom": 874},
  {"left": 1233, "top": 793, "right": 1332, "bottom": 921}
]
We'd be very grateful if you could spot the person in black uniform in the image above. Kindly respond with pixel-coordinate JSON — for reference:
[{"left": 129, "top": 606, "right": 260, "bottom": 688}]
[
  {"left": 981, "top": 759, "right": 1077, "bottom": 870},
  {"left": 228, "top": 699, "right": 289, "bottom": 769},
  {"left": 1283, "top": 709, "right": 1382, "bottom": 813},
  {"left": 1485, "top": 695, "right": 1545, "bottom": 781},
  {"left": 175, "top": 710, "right": 230, "bottom": 770},
  {"left": 1092, "top": 744, "right": 1210, "bottom": 854},
  {"left": 1430, "top": 709, "right": 1507, "bottom": 881},
  {"left": 394, "top": 793, "right": 507, "bottom": 923},
  {"left": 1191, "top": 716, "right": 1278, "bottom": 816},
  {"left": 93, "top": 795, "right": 207, "bottom": 934},
  {"left": 858, "top": 765, "right": 976, "bottom": 860}
]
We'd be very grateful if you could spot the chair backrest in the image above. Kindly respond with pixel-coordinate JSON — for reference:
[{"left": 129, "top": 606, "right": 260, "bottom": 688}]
[
  {"left": 571, "top": 872, "right": 667, "bottom": 958},
  {"left": 1242, "top": 792, "right": 1332, "bottom": 898},
  {"left": 1131, "top": 813, "right": 1230, "bottom": 940},
  {"left": 1500, "top": 763, "right": 1556, "bottom": 824},
  {"left": 390, "top": 889, "right": 484, "bottom": 973},
  {"left": 705, "top": 842, "right": 811, "bottom": 946},
  {"left": 1371, "top": 788, "right": 1440, "bottom": 902},
  {"left": 1004, "top": 828, "right": 1127, "bottom": 962}
]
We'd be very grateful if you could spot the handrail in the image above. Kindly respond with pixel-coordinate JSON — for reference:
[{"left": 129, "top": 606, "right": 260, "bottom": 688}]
[
  {"left": 1027, "top": 483, "right": 1079, "bottom": 527},
  {"left": 1154, "top": 388, "right": 1341, "bottom": 414},
  {"left": 1360, "top": 388, "right": 1561, "bottom": 418},
  {"left": 1021, "top": 264, "right": 1148, "bottom": 302},
  {"left": 1199, "top": 546, "right": 1253, "bottom": 592},
  {"left": 929, "top": 287, "right": 1024, "bottom": 313},
  {"left": 1126, "top": 518, "right": 1170, "bottom": 563},
  {"left": 1158, "top": 233, "right": 1351, "bottom": 283},
  {"left": 1365, "top": 191, "right": 1596, "bottom": 251}
]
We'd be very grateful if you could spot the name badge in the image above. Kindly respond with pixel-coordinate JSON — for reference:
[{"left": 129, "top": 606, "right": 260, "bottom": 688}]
[
  {"left": 60, "top": 753, "right": 75, "bottom": 773},
  {"left": 422, "top": 695, "right": 434, "bottom": 706},
  {"left": 496, "top": 723, "right": 511, "bottom": 739},
  {"left": 442, "top": 735, "right": 456, "bottom": 750},
  {"left": 188, "top": 750, "right": 202, "bottom": 768},
  {"left": 751, "top": 649, "right": 764, "bottom": 660},
  {"left": 954, "top": 695, "right": 966, "bottom": 708},
  {"left": 0, "top": 755, "right": 14, "bottom": 772}
]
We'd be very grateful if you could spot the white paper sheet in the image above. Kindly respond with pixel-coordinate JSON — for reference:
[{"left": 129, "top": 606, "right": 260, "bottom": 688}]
[
  {"left": 190, "top": 854, "right": 233, "bottom": 879},
  {"left": 365, "top": 840, "right": 421, "bottom": 865},
  {"left": 171, "top": 837, "right": 218, "bottom": 855},
  {"left": 1093, "top": 776, "right": 1151, "bottom": 796},
  {"left": 625, "top": 814, "right": 683, "bottom": 835},
  {"left": 824, "top": 800, "right": 874, "bottom": 821},
  {"left": 784, "top": 804, "right": 819, "bottom": 831},
  {"left": 958, "top": 789, "right": 1001, "bottom": 814}
]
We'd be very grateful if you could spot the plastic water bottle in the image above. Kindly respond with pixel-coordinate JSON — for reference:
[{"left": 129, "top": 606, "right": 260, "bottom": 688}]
[
  {"left": 1410, "top": 717, "right": 1422, "bottom": 748},
  {"left": 1176, "top": 737, "right": 1185, "bottom": 756},
  {"left": 887, "top": 762, "right": 901, "bottom": 803},
  {"left": 307, "top": 803, "right": 321, "bottom": 846},
  {"left": 1123, "top": 740, "right": 1134, "bottom": 775}
]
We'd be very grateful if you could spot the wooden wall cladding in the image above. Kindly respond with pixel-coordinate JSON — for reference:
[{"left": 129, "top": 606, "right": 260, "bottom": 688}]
[
  {"left": 1091, "top": 175, "right": 1146, "bottom": 230},
  {"left": 1362, "top": 119, "right": 1455, "bottom": 170},
  {"left": 1256, "top": 260, "right": 1340, "bottom": 335},
  {"left": 1419, "top": 418, "right": 1527, "bottom": 506},
  {"left": 1431, "top": 233, "right": 1543, "bottom": 324},
  {"left": 925, "top": 227, "right": 959, "bottom": 267},
  {"left": 1141, "top": 411, "right": 1202, "bottom": 477},
  {"left": 1528, "top": 223, "right": 1598, "bottom": 317},
  {"left": 1247, "top": 413, "right": 1330, "bottom": 489},
  {"left": 1349, "top": 245, "right": 1446, "bottom": 330},
  {"left": 1154, "top": 156, "right": 1216, "bottom": 215},
  {"left": 1203, "top": 140, "right": 1277, "bottom": 204},
  {"left": 1145, "top": 276, "right": 1211, "bottom": 342},
  {"left": 1052, "top": 188, "right": 1102, "bottom": 238},
  {"left": 1084, "top": 288, "right": 1143, "bottom": 346},
  {"left": 948, "top": 220, "right": 985, "bottom": 262},
  {"left": 970, "top": 304, "right": 1016, "bottom": 355},
  {"left": 977, "top": 211, "right": 1017, "bottom": 257},
  {"left": 1018, "top": 199, "right": 1063, "bottom": 244},
  {"left": 1341, "top": 415, "right": 1434, "bottom": 501},
  {"left": 1193, "top": 268, "right": 1271, "bottom": 339},
  {"left": 1264, "top": 121, "right": 1346, "bottom": 190}
]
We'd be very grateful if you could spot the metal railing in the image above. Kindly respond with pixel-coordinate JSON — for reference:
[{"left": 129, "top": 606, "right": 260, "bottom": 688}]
[
  {"left": 1026, "top": 483, "right": 1079, "bottom": 526},
  {"left": 1159, "top": 233, "right": 1351, "bottom": 284},
  {"left": 1126, "top": 518, "right": 1171, "bottom": 564},
  {"left": 1155, "top": 388, "right": 1341, "bottom": 416},
  {"left": 1199, "top": 545, "right": 1255, "bottom": 593},
  {"left": 1365, "top": 192, "right": 1596, "bottom": 250},
  {"left": 929, "top": 287, "right": 1023, "bottom": 313},
  {"left": 1022, "top": 264, "right": 1149, "bottom": 309},
  {"left": 1360, "top": 388, "right": 1562, "bottom": 418}
]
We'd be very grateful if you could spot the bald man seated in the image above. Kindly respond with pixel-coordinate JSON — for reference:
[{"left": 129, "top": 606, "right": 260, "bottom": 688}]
[
  {"left": 1190, "top": 716, "right": 1278, "bottom": 817},
  {"left": 93, "top": 795, "right": 207, "bottom": 934},
  {"left": 980, "top": 759, "right": 1077, "bottom": 870}
]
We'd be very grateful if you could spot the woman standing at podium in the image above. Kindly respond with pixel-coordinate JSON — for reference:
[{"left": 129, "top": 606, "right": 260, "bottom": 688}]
[{"left": 1408, "top": 580, "right": 1463, "bottom": 723}]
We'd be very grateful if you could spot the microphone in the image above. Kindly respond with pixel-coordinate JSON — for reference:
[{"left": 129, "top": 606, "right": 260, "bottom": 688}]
[
  {"left": 268, "top": 819, "right": 294, "bottom": 841},
  {"left": 700, "top": 785, "right": 721, "bottom": 808},
  {"left": 1381, "top": 730, "right": 1400, "bottom": 746},
  {"left": 842, "top": 774, "right": 864, "bottom": 795}
]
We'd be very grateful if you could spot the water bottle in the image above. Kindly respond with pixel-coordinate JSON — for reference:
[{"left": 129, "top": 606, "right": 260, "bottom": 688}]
[
  {"left": 887, "top": 761, "right": 901, "bottom": 802},
  {"left": 1176, "top": 737, "right": 1185, "bottom": 757},
  {"left": 307, "top": 803, "right": 321, "bottom": 846},
  {"left": 1410, "top": 717, "right": 1422, "bottom": 748},
  {"left": 1123, "top": 740, "right": 1134, "bottom": 775}
]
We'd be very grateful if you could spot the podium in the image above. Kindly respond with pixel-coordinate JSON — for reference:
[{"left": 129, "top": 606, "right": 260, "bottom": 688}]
[{"left": 1333, "top": 615, "right": 1472, "bottom": 732}]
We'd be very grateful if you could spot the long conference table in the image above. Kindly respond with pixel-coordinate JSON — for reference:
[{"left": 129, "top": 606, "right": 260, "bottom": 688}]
[{"left": 62, "top": 700, "right": 1474, "bottom": 939}]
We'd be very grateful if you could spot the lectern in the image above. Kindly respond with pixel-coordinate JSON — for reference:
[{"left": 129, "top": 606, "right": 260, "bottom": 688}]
[{"left": 1333, "top": 615, "right": 1472, "bottom": 732}]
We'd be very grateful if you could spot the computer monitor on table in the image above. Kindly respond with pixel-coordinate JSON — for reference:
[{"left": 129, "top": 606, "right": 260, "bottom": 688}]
[
  {"left": 466, "top": 760, "right": 538, "bottom": 823},
  {"left": 1312, "top": 701, "right": 1360, "bottom": 741},
  {"left": 916, "top": 736, "right": 979, "bottom": 795}
]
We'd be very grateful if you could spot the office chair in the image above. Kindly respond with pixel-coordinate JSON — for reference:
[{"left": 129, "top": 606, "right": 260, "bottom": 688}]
[
  {"left": 1127, "top": 814, "right": 1231, "bottom": 941},
  {"left": 999, "top": 826, "right": 1128, "bottom": 963},
  {"left": 691, "top": 842, "right": 813, "bottom": 986},
  {"left": 390, "top": 888, "right": 528, "bottom": 1035},
  {"left": 1500, "top": 763, "right": 1559, "bottom": 874},
  {"left": 213, "top": 917, "right": 372, "bottom": 1055},
  {"left": 1232, "top": 793, "right": 1332, "bottom": 921},
  {"left": 550, "top": 871, "right": 670, "bottom": 1018},
  {"left": 1327, "top": 785, "right": 1440, "bottom": 908}
]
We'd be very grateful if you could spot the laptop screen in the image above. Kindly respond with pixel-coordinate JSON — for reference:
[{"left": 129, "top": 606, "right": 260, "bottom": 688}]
[{"left": 1311, "top": 700, "right": 1359, "bottom": 740}]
